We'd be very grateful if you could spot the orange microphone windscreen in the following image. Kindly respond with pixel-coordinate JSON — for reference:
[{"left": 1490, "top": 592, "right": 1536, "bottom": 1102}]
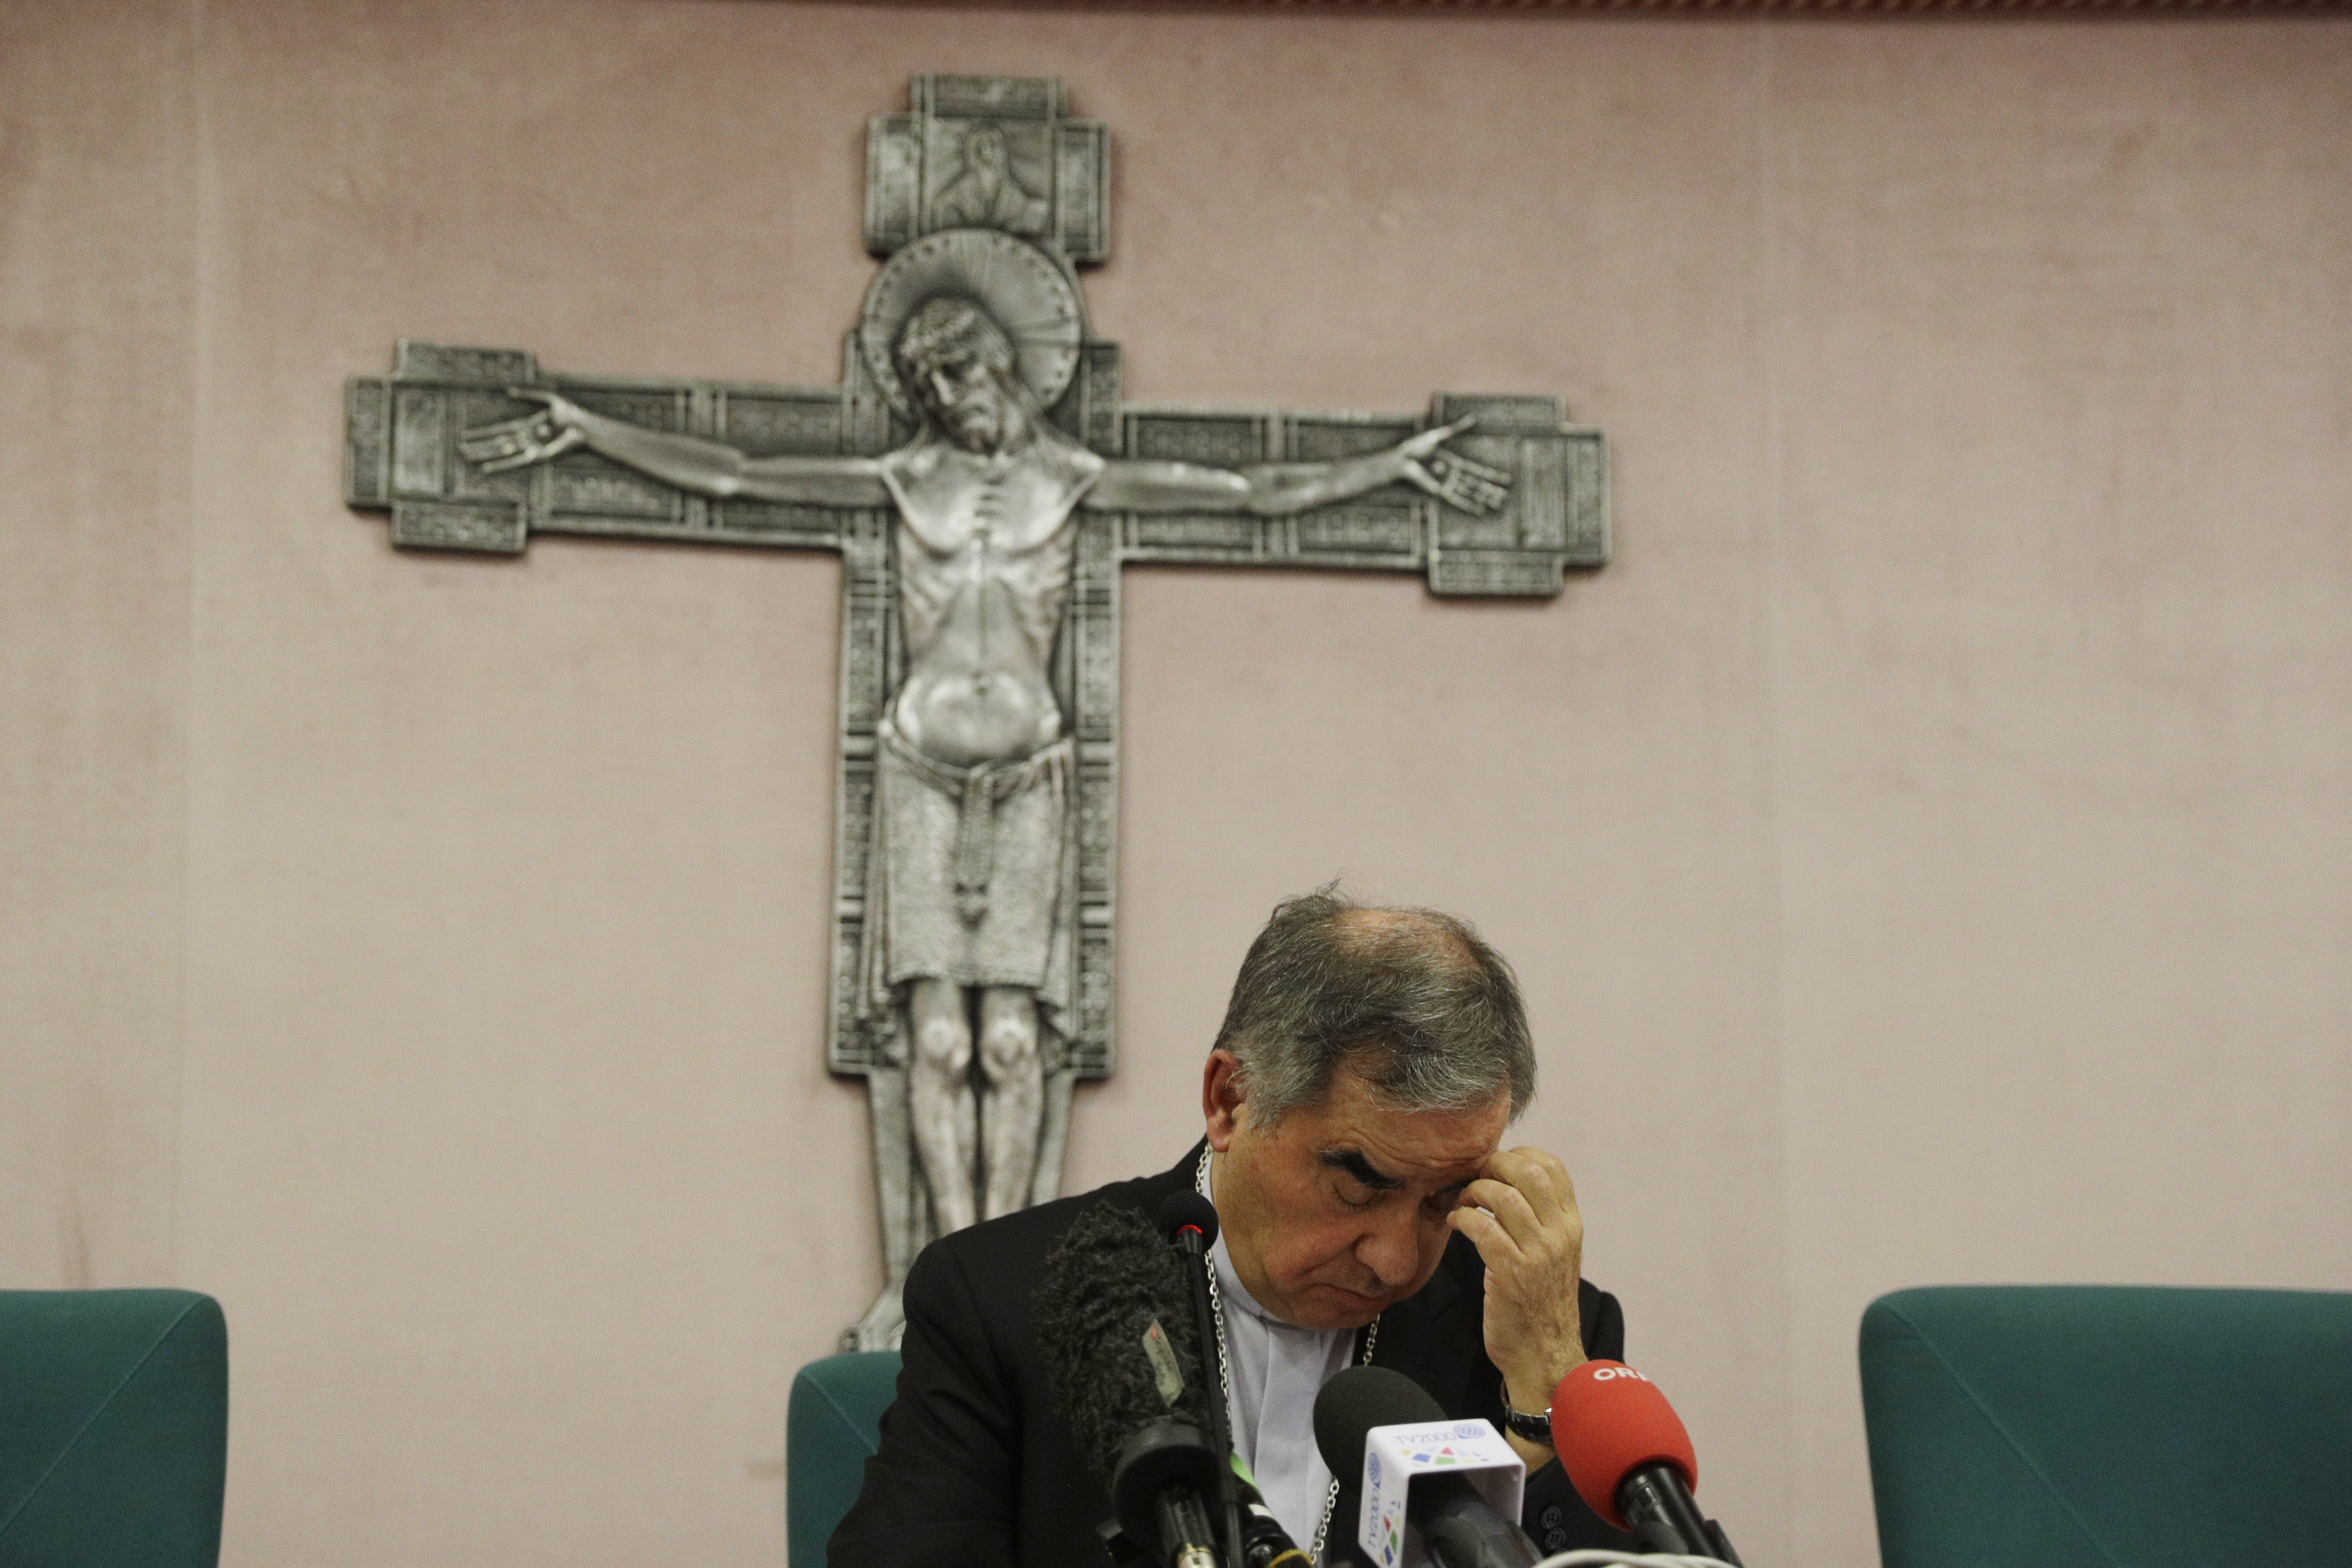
[{"left": 1548, "top": 1360, "right": 1699, "bottom": 1530}]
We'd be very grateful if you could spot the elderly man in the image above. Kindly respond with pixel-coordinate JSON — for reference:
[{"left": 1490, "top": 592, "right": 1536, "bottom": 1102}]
[{"left": 830, "top": 888, "right": 1635, "bottom": 1568}]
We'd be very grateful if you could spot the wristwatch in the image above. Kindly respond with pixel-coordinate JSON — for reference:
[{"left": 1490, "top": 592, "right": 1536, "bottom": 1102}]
[{"left": 1498, "top": 1373, "right": 1554, "bottom": 1446}]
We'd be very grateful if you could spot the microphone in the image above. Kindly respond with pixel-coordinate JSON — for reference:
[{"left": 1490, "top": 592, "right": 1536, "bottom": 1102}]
[
  {"left": 1549, "top": 1361, "right": 1740, "bottom": 1565},
  {"left": 1312, "top": 1366, "right": 1539, "bottom": 1568},
  {"left": 1155, "top": 1189, "right": 1219, "bottom": 1248},
  {"left": 1154, "top": 1190, "right": 1245, "bottom": 1568},
  {"left": 1034, "top": 1197, "right": 1227, "bottom": 1568}
]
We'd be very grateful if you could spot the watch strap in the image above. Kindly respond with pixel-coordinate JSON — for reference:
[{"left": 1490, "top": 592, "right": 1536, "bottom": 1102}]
[{"left": 1498, "top": 1373, "right": 1553, "bottom": 1445}]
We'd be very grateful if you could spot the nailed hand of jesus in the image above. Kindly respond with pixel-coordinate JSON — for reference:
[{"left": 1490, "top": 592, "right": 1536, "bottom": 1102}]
[
  {"left": 1447, "top": 1143, "right": 1587, "bottom": 1441},
  {"left": 1393, "top": 417, "right": 1513, "bottom": 515},
  {"left": 458, "top": 388, "right": 590, "bottom": 474}
]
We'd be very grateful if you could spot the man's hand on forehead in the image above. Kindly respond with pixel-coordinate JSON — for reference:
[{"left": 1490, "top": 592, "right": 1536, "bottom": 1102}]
[{"left": 1446, "top": 1145, "right": 1588, "bottom": 1458}]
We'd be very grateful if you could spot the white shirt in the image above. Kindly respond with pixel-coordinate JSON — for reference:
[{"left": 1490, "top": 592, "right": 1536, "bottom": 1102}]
[{"left": 1206, "top": 1174, "right": 1359, "bottom": 1553}]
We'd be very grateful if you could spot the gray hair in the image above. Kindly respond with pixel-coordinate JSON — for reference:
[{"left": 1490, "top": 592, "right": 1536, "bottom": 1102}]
[{"left": 1211, "top": 887, "right": 1535, "bottom": 1128}]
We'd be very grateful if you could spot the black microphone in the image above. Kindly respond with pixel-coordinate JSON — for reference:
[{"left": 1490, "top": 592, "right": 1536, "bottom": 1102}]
[
  {"left": 1034, "top": 1197, "right": 1227, "bottom": 1568},
  {"left": 1312, "top": 1366, "right": 1539, "bottom": 1568},
  {"left": 1152, "top": 1192, "right": 1243, "bottom": 1568},
  {"left": 1153, "top": 1188, "right": 1219, "bottom": 1250}
]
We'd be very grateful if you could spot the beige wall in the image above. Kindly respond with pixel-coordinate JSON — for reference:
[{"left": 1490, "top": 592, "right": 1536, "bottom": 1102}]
[{"left": 4, "top": 2, "right": 2348, "bottom": 1564}]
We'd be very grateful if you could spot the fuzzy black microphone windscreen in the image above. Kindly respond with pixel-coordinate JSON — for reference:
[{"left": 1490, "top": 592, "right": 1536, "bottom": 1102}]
[{"left": 1032, "top": 1196, "right": 1215, "bottom": 1485}]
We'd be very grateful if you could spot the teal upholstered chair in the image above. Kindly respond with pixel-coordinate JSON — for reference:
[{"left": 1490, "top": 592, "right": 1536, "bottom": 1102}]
[
  {"left": 0, "top": 1289, "right": 228, "bottom": 1567},
  {"left": 1859, "top": 1285, "right": 2352, "bottom": 1568},
  {"left": 788, "top": 1350, "right": 902, "bottom": 1567}
]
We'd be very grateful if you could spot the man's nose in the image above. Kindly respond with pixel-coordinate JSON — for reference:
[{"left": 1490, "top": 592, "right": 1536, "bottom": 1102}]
[{"left": 1354, "top": 1204, "right": 1421, "bottom": 1290}]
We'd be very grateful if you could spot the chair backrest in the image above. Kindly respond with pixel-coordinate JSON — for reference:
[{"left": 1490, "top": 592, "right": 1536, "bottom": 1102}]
[
  {"left": 788, "top": 1350, "right": 903, "bottom": 1567},
  {"left": 0, "top": 1289, "right": 229, "bottom": 1568},
  {"left": 1860, "top": 1285, "right": 2352, "bottom": 1568}
]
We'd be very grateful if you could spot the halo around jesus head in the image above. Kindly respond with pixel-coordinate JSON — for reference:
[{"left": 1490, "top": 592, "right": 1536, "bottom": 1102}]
[{"left": 859, "top": 228, "right": 1085, "bottom": 419}]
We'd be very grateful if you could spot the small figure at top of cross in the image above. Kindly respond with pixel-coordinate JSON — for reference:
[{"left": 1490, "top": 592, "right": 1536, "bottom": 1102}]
[
  {"left": 343, "top": 75, "right": 1606, "bottom": 1349},
  {"left": 931, "top": 124, "right": 1049, "bottom": 234}
]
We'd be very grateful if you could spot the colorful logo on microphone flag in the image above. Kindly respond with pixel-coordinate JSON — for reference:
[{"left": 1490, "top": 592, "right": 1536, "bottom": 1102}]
[{"left": 1359, "top": 1418, "right": 1524, "bottom": 1567}]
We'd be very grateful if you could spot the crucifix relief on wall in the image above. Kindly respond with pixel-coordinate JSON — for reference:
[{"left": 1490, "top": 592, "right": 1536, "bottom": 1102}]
[{"left": 344, "top": 74, "right": 1607, "bottom": 1349}]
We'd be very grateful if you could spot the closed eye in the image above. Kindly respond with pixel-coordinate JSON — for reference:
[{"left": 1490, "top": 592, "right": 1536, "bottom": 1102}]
[
  {"left": 1320, "top": 1149, "right": 1401, "bottom": 1213},
  {"left": 1319, "top": 1147, "right": 1404, "bottom": 1193}
]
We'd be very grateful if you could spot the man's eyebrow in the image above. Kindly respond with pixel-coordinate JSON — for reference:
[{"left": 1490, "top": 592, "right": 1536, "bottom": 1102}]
[{"left": 1318, "top": 1148, "right": 1404, "bottom": 1191}]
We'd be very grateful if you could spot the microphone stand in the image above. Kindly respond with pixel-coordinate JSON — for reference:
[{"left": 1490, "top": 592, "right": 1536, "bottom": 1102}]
[{"left": 1169, "top": 1220, "right": 1246, "bottom": 1568}]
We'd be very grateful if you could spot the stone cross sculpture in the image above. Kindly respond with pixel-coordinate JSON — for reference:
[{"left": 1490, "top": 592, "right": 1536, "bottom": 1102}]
[{"left": 343, "top": 74, "right": 1607, "bottom": 1350}]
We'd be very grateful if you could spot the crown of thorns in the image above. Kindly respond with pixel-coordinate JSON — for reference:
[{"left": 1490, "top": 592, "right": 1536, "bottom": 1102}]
[{"left": 893, "top": 299, "right": 1017, "bottom": 384}]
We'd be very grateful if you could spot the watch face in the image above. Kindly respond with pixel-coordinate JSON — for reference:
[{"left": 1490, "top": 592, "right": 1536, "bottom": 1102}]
[{"left": 858, "top": 228, "right": 1085, "bottom": 418}]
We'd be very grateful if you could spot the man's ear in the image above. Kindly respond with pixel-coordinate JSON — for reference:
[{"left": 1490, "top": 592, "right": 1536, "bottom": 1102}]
[{"left": 1202, "top": 1050, "right": 1246, "bottom": 1152}]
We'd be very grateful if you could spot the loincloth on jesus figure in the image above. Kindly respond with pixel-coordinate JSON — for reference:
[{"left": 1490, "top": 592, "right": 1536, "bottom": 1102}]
[{"left": 862, "top": 716, "right": 1077, "bottom": 1032}]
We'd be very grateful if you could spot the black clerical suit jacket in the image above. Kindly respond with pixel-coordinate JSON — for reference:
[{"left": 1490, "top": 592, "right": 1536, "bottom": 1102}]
[{"left": 830, "top": 1143, "right": 1638, "bottom": 1567}]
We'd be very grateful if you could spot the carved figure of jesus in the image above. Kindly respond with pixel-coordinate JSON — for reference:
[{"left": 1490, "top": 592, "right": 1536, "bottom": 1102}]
[{"left": 461, "top": 295, "right": 1506, "bottom": 1239}]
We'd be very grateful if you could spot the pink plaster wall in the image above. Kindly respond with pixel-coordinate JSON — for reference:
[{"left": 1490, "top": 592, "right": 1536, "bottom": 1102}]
[{"left": 3, "top": 3, "right": 2348, "bottom": 1565}]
